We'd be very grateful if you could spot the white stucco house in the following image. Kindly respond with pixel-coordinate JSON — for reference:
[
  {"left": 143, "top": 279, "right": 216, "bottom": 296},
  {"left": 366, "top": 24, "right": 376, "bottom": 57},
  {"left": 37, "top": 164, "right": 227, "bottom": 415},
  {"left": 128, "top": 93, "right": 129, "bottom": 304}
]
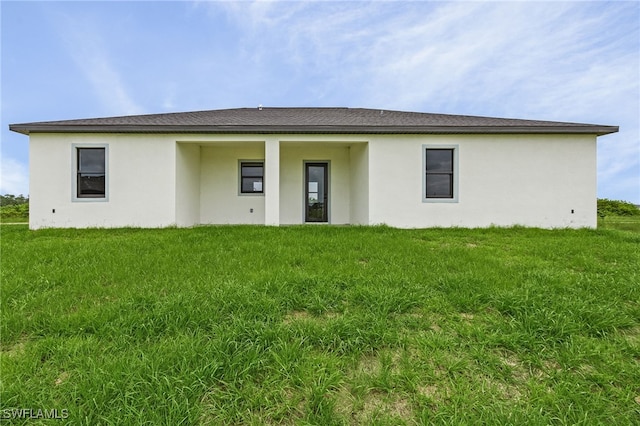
[{"left": 9, "top": 107, "right": 617, "bottom": 230}]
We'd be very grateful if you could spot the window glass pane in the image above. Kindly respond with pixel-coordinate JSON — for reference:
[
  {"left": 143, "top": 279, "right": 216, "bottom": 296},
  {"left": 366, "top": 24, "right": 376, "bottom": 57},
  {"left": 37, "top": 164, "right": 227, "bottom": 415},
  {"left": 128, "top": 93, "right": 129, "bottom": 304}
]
[
  {"left": 77, "top": 148, "right": 106, "bottom": 197},
  {"left": 242, "top": 164, "right": 263, "bottom": 177},
  {"left": 426, "top": 149, "right": 452, "bottom": 172},
  {"left": 240, "top": 162, "right": 264, "bottom": 194},
  {"left": 79, "top": 175, "right": 105, "bottom": 195},
  {"left": 426, "top": 174, "right": 452, "bottom": 198},
  {"left": 242, "top": 177, "right": 263, "bottom": 193},
  {"left": 79, "top": 148, "right": 105, "bottom": 173},
  {"left": 308, "top": 166, "right": 325, "bottom": 199}
]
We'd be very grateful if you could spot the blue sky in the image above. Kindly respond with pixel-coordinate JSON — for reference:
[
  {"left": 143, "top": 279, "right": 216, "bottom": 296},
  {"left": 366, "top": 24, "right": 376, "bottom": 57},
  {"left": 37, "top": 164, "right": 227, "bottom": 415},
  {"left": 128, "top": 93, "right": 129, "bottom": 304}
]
[{"left": 2, "top": 1, "right": 639, "bottom": 203}]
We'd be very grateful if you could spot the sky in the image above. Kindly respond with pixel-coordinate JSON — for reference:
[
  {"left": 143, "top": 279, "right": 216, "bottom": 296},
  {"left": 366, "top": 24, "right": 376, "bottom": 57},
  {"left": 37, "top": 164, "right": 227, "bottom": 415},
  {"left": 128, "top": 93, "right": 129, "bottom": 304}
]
[{"left": 1, "top": 1, "right": 639, "bottom": 203}]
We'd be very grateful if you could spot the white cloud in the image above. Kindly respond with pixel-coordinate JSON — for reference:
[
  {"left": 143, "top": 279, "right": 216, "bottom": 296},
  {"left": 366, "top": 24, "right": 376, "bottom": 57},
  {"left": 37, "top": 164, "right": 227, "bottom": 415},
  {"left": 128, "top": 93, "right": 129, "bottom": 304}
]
[
  {"left": 208, "top": 1, "right": 636, "bottom": 117},
  {"left": 208, "top": 0, "right": 307, "bottom": 30},
  {"left": 0, "top": 157, "right": 29, "bottom": 196},
  {"left": 54, "top": 12, "right": 144, "bottom": 116},
  {"left": 208, "top": 1, "right": 638, "bottom": 202},
  {"left": 356, "top": 2, "right": 624, "bottom": 115}
]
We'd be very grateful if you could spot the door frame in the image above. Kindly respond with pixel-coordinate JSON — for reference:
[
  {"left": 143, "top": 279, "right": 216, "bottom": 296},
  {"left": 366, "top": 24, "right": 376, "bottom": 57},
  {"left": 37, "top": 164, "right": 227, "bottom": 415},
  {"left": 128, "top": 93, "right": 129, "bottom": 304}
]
[{"left": 303, "top": 161, "right": 330, "bottom": 223}]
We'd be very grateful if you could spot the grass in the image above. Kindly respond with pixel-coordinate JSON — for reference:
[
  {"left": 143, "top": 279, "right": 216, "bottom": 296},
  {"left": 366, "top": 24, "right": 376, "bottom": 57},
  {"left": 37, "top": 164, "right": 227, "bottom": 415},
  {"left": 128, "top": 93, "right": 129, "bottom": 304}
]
[
  {"left": 598, "top": 215, "right": 640, "bottom": 232},
  {"left": 0, "top": 217, "right": 28, "bottom": 224},
  {"left": 1, "top": 225, "right": 639, "bottom": 424}
]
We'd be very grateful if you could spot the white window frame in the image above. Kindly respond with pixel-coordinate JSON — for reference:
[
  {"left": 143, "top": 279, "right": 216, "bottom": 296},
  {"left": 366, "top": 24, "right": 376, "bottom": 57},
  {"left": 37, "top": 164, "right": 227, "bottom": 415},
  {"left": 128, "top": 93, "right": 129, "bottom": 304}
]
[
  {"left": 72, "top": 144, "right": 109, "bottom": 202},
  {"left": 422, "top": 144, "right": 459, "bottom": 203}
]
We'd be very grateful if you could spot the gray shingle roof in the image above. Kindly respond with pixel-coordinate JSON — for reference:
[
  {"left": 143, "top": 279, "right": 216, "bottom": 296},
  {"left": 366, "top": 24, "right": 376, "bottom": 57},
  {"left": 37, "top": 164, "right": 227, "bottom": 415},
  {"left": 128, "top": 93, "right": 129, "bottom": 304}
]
[{"left": 9, "top": 107, "right": 618, "bottom": 136}]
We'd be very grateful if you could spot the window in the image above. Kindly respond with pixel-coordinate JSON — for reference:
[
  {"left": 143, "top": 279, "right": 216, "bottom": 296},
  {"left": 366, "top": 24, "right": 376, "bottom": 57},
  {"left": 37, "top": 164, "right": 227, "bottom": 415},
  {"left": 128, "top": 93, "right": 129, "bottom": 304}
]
[
  {"left": 240, "top": 161, "right": 264, "bottom": 194},
  {"left": 423, "top": 145, "right": 458, "bottom": 202},
  {"left": 76, "top": 147, "right": 106, "bottom": 198}
]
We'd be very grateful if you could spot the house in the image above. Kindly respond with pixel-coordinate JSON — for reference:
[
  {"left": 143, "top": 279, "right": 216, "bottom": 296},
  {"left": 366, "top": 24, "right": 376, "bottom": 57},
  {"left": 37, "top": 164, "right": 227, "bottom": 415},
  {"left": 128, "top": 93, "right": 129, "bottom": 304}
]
[{"left": 9, "top": 107, "right": 618, "bottom": 229}]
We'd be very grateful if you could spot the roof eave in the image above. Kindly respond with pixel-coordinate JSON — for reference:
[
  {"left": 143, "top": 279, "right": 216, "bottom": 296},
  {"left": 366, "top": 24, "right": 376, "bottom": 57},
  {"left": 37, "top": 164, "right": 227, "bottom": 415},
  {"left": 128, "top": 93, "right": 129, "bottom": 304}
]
[{"left": 9, "top": 124, "right": 619, "bottom": 136}]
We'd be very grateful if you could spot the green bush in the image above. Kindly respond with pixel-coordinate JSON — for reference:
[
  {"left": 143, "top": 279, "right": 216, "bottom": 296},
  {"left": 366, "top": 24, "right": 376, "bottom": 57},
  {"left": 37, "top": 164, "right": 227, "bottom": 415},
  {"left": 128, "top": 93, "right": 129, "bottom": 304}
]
[
  {"left": 0, "top": 203, "right": 29, "bottom": 221},
  {"left": 597, "top": 198, "right": 640, "bottom": 218},
  {"left": 0, "top": 194, "right": 29, "bottom": 222}
]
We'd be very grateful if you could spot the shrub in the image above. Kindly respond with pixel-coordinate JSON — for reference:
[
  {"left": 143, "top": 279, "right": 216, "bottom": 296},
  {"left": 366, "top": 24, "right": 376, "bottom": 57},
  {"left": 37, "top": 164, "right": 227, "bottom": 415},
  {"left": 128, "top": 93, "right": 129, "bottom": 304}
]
[
  {"left": 0, "top": 203, "right": 29, "bottom": 221},
  {"left": 597, "top": 198, "right": 640, "bottom": 218}
]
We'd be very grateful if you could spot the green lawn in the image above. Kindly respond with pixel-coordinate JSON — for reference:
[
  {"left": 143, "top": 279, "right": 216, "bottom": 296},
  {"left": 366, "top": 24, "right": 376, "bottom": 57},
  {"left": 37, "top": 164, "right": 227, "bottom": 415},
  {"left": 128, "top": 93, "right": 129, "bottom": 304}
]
[{"left": 1, "top": 226, "right": 639, "bottom": 425}]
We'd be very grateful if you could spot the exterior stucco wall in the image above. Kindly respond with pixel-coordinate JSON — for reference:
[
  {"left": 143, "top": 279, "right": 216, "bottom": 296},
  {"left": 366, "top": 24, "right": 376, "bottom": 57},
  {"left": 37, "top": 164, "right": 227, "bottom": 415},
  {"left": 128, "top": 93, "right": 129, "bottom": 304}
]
[
  {"left": 29, "top": 133, "right": 176, "bottom": 229},
  {"left": 349, "top": 142, "right": 369, "bottom": 225},
  {"left": 199, "top": 143, "right": 265, "bottom": 224},
  {"left": 27, "top": 132, "right": 598, "bottom": 229},
  {"left": 279, "top": 143, "right": 351, "bottom": 225},
  {"left": 175, "top": 143, "right": 200, "bottom": 227},
  {"left": 368, "top": 134, "right": 597, "bottom": 228}
]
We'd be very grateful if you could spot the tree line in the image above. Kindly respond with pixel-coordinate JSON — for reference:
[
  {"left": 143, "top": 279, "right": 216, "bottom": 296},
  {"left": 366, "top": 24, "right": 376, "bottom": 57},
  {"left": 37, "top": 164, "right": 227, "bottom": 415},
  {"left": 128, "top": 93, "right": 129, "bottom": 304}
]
[{"left": 0, "top": 194, "right": 29, "bottom": 206}]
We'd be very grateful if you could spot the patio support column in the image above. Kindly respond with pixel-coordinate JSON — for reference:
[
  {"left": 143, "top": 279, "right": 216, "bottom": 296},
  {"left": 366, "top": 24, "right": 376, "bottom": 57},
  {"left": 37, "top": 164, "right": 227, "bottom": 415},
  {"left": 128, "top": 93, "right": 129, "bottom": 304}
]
[{"left": 264, "top": 138, "right": 280, "bottom": 226}]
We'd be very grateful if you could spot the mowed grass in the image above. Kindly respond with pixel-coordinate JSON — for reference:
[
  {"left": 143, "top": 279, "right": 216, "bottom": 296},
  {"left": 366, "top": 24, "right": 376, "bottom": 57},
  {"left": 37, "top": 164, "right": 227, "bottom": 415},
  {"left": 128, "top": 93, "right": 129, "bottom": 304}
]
[{"left": 1, "top": 225, "right": 639, "bottom": 425}]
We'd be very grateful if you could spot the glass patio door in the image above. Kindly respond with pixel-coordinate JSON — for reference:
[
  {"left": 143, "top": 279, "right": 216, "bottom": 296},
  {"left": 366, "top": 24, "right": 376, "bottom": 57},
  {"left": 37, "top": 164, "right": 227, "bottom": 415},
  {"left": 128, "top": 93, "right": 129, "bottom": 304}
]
[{"left": 305, "top": 163, "right": 328, "bottom": 222}]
